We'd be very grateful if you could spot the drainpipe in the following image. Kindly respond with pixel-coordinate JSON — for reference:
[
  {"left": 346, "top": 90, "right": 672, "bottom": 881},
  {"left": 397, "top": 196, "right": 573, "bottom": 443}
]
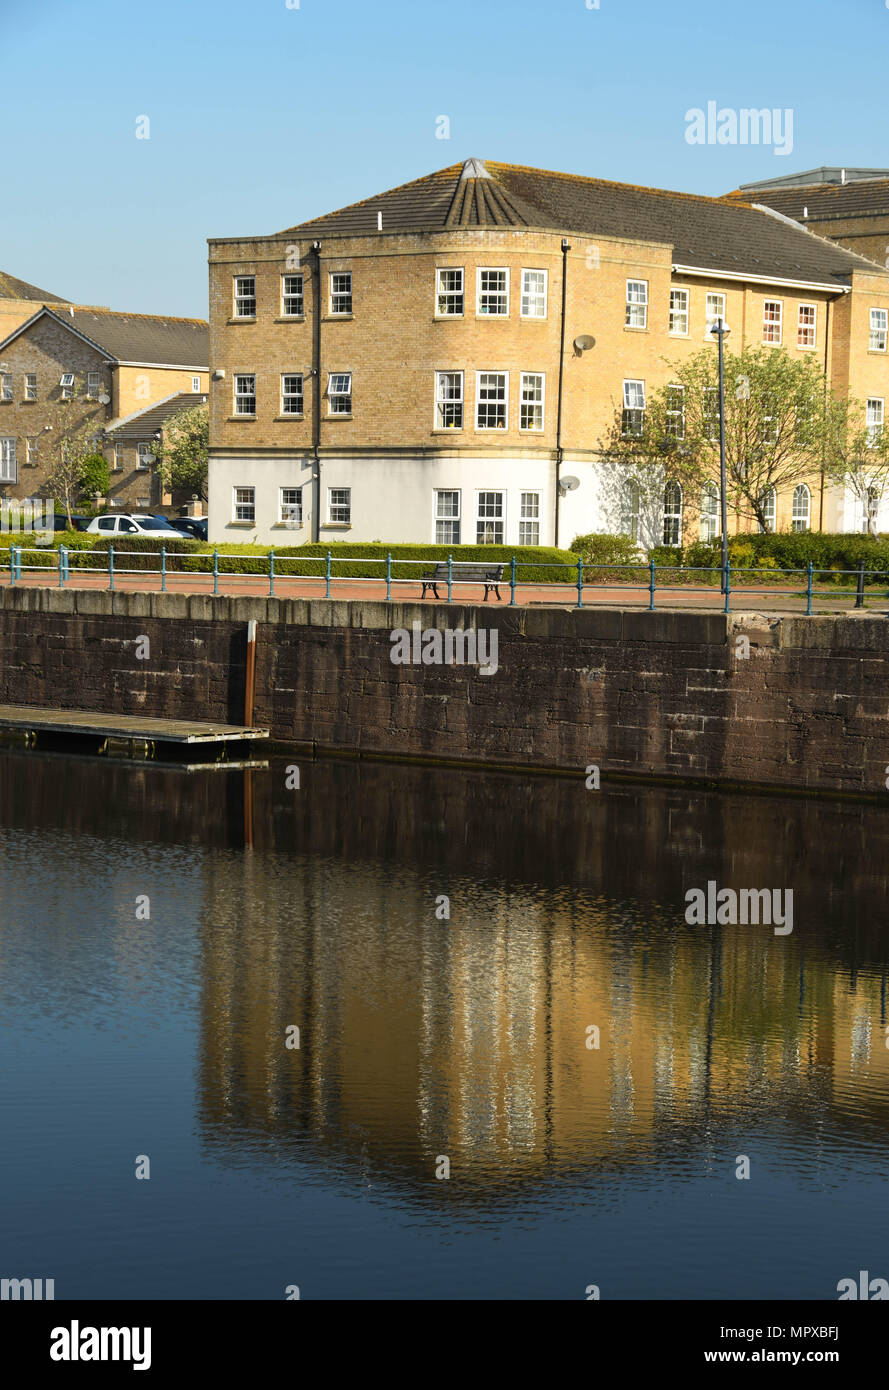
[
  {"left": 820, "top": 291, "right": 843, "bottom": 532},
  {"left": 311, "top": 240, "right": 322, "bottom": 542},
  {"left": 554, "top": 237, "right": 571, "bottom": 548}
]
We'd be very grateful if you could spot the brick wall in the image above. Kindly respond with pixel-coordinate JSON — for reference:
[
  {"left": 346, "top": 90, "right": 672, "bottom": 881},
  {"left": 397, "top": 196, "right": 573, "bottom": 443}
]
[{"left": 0, "top": 588, "right": 886, "bottom": 795}]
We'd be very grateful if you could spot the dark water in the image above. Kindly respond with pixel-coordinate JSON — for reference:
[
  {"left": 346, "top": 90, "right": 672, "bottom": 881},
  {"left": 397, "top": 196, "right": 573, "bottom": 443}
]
[{"left": 0, "top": 749, "right": 887, "bottom": 1300}]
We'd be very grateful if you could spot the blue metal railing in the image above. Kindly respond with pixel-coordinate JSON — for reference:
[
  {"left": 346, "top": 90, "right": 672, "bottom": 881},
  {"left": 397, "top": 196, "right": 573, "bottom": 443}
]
[{"left": 2, "top": 541, "right": 888, "bottom": 614}]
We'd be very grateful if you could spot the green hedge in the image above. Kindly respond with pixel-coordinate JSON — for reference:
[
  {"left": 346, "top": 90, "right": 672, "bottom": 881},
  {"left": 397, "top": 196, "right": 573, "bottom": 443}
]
[{"left": 663, "top": 533, "right": 889, "bottom": 585}]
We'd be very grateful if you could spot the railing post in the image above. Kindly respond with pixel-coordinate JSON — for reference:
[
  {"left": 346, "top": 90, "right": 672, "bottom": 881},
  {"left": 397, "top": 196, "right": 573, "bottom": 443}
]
[
  {"left": 649, "top": 558, "right": 656, "bottom": 611},
  {"left": 576, "top": 555, "right": 584, "bottom": 608},
  {"left": 509, "top": 554, "right": 516, "bottom": 606},
  {"left": 213, "top": 548, "right": 219, "bottom": 596},
  {"left": 269, "top": 548, "right": 275, "bottom": 597},
  {"left": 807, "top": 561, "right": 815, "bottom": 616},
  {"left": 161, "top": 545, "right": 167, "bottom": 594},
  {"left": 855, "top": 558, "right": 865, "bottom": 610},
  {"left": 11, "top": 544, "right": 18, "bottom": 585},
  {"left": 723, "top": 557, "right": 731, "bottom": 614},
  {"left": 447, "top": 554, "right": 453, "bottom": 603},
  {"left": 386, "top": 552, "right": 392, "bottom": 601},
  {"left": 325, "top": 549, "right": 332, "bottom": 598},
  {"left": 109, "top": 545, "right": 115, "bottom": 592},
  {"left": 59, "top": 544, "right": 66, "bottom": 588}
]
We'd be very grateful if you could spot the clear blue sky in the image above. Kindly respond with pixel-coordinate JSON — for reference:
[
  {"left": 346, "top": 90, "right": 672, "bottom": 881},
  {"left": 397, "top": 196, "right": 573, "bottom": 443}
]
[{"left": 4, "top": 0, "right": 887, "bottom": 318}]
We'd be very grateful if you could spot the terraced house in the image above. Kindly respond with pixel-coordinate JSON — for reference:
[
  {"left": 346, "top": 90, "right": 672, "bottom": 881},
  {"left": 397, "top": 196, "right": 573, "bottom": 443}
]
[
  {"left": 0, "top": 295, "right": 208, "bottom": 511},
  {"left": 207, "top": 158, "right": 889, "bottom": 548}
]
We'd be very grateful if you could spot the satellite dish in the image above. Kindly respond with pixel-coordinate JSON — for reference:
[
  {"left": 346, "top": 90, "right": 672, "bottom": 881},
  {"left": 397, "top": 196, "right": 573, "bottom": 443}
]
[
  {"left": 573, "top": 335, "right": 595, "bottom": 352},
  {"left": 560, "top": 475, "right": 580, "bottom": 492},
  {"left": 98, "top": 393, "right": 110, "bottom": 405}
]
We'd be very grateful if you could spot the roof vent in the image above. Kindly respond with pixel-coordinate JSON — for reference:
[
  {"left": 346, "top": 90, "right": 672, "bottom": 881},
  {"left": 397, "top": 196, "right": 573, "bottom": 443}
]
[
  {"left": 460, "top": 158, "right": 490, "bottom": 180},
  {"left": 841, "top": 168, "right": 846, "bottom": 184}
]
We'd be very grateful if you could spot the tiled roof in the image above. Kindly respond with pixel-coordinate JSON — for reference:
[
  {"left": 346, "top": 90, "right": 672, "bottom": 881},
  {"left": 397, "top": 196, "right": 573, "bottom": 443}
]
[
  {"left": 108, "top": 392, "right": 208, "bottom": 438},
  {"left": 66, "top": 308, "right": 209, "bottom": 366},
  {"left": 278, "top": 158, "right": 882, "bottom": 287},
  {"left": 723, "top": 178, "right": 889, "bottom": 225},
  {"left": 0, "top": 269, "right": 70, "bottom": 302}
]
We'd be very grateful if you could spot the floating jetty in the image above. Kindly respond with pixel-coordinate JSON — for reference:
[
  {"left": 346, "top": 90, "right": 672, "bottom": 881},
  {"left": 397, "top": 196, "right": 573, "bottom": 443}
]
[{"left": 0, "top": 705, "right": 269, "bottom": 760}]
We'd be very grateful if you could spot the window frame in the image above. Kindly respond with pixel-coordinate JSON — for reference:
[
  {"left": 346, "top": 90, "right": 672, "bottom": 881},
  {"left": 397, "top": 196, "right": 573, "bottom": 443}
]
[
  {"left": 136, "top": 442, "right": 153, "bottom": 471},
  {"left": 797, "top": 303, "right": 817, "bottom": 350},
  {"left": 24, "top": 372, "right": 37, "bottom": 401},
  {"left": 477, "top": 267, "right": 509, "bottom": 318},
  {"left": 329, "top": 272, "right": 353, "bottom": 316},
  {"left": 435, "top": 370, "right": 464, "bottom": 430},
  {"left": 0, "top": 437, "right": 17, "bottom": 482},
  {"left": 519, "top": 490, "right": 541, "bottom": 546},
  {"left": 328, "top": 486, "right": 351, "bottom": 524},
  {"left": 625, "top": 279, "right": 648, "bottom": 329},
  {"left": 234, "top": 373, "right": 257, "bottom": 416},
  {"left": 621, "top": 378, "right": 646, "bottom": 437},
  {"left": 282, "top": 273, "right": 305, "bottom": 317},
  {"left": 281, "top": 372, "right": 304, "bottom": 416},
  {"left": 758, "top": 486, "right": 777, "bottom": 533},
  {"left": 669, "top": 287, "right": 689, "bottom": 336},
  {"left": 762, "top": 299, "right": 783, "bottom": 345},
  {"left": 663, "top": 480, "right": 683, "bottom": 546},
  {"left": 519, "top": 372, "right": 545, "bottom": 432},
  {"left": 475, "top": 489, "right": 505, "bottom": 545},
  {"left": 435, "top": 267, "right": 464, "bottom": 318},
  {"left": 520, "top": 269, "right": 548, "bottom": 319},
  {"left": 700, "top": 481, "right": 720, "bottom": 541},
  {"left": 234, "top": 275, "right": 256, "bottom": 319},
  {"left": 704, "top": 291, "right": 727, "bottom": 339},
  {"left": 279, "top": 486, "right": 303, "bottom": 527},
  {"left": 327, "top": 371, "right": 352, "bottom": 416},
  {"left": 866, "top": 396, "right": 884, "bottom": 446},
  {"left": 869, "top": 307, "right": 888, "bottom": 353},
  {"left": 233, "top": 485, "right": 256, "bottom": 523},
  {"left": 475, "top": 371, "right": 509, "bottom": 430},
  {"left": 433, "top": 488, "right": 461, "bottom": 545},
  {"left": 791, "top": 483, "right": 811, "bottom": 533}
]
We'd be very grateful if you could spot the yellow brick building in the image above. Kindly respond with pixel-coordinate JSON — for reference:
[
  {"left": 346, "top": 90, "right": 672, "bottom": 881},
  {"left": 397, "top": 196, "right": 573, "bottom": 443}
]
[{"left": 207, "top": 159, "right": 889, "bottom": 548}]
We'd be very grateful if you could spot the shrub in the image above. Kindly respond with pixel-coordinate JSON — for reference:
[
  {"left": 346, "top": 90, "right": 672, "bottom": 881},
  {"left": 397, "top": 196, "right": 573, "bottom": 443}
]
[{"left": 569, "top": 532, "right": 647, "bottom": 582}]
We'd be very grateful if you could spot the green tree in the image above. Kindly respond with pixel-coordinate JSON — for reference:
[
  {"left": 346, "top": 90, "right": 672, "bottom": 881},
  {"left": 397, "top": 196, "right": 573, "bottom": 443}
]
[
  {"left": 44, "top": 415, "right": 105, "bottom": 527},
  {"left": 78, "top": 452, "right": 111, "bottom": 500},
  {"left": 152, "top": 404, "right": 209, "bottom": 500},
  {"left": 599, "top": 346, "right": 833, "bottom": 537},
  {"left": 823, "top": 394, "right": 889, "bottom": 535}
]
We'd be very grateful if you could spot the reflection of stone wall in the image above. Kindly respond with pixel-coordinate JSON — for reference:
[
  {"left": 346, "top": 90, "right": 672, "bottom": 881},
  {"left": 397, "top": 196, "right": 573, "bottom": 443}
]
[{"left": 3, "top": 589, "right": 889, "bottom": 794}]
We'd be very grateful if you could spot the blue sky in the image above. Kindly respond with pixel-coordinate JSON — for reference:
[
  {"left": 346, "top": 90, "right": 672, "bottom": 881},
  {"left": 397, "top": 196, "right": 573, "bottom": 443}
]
[{"left": 4, "top": 0, "right": 887, "bottom": 318}]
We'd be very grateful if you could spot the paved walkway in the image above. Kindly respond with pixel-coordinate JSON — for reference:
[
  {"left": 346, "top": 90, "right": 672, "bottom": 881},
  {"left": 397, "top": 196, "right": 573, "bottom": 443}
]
[{"left": 5, "top": 567, "right": 886, "bottom": 614}]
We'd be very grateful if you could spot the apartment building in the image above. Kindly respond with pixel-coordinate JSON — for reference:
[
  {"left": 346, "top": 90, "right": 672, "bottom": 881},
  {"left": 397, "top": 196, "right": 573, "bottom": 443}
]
[
  {"left": 0, "top": 304, "right": 208, "bottom": 511},
  {"left": 207, "top": 158, "right": 889, "bottom": 548},
  {"left": 725, "top": 167, "right": 889, "bottom": 270}
]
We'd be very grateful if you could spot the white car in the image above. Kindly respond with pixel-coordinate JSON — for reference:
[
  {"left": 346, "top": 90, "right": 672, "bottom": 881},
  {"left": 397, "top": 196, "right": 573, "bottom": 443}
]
[{"left": 86, "top": 513, "right": 185, "bottom": 537}]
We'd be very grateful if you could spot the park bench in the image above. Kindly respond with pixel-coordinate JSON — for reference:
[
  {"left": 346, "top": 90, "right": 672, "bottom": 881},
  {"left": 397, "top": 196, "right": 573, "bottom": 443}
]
[{"left": 421, "top": 561, "right": 504, "bottom": 602}]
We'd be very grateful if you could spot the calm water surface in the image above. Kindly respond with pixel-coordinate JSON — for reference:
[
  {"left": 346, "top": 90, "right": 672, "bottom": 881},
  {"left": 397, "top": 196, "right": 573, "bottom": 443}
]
[{"left": 0, "top": 750, "right": 887, "bottom": 1299}]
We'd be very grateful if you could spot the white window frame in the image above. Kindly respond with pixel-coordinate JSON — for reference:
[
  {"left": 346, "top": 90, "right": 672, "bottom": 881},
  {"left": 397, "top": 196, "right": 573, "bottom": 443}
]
[
  {"left": 475, "top": 371, "right": 508, "bottom": 430},
  {"left": 762, "top": 299, "right": 783, "bottom": 344},
  {"left": 625, "top": 279, "right": 648, "bottom": 329},
  {"left": 0, "top": 437, "right": 17, "bottom": 482},
  {"left": 663, "top": 481, "right": 683, "bottom": 546},
  {"left": 234, "top": 275, "right": 256, "bottom": 318},
  {"left": 620, "top": 478, "right": 640, "bottom": 541},
  {"left": 328, "top": 487, "right": 351, "bottom": 524},
  {"left": 705, "top": 292, "right": 726, "bottom": 338},
  {"left": 520, "top": 269, "right": 547, "bottom": 319},
  {"left": 234, "top": 374, "right": 256, "bottom": 416},
  {"left": 622, "top": 379, "right": 645, "bottom": 437},
  {"left": 281, "top": 373, "right": 304, "bottom": 416},
  {"left": 700, "top": 481, "right": 719, "bottom": 541},
  {"left": 113, "top": 442, "right": 126, "bottom": 472},
  {"left": 24, "top": 372, "right": 37, "bottom": 401},
  {"left": 476, "top": 490, "right": 505, "bottom": 545},
  {"left": 136, "top": 442, "right": 153, "bottom": 471},
  {"left": 233, "top": 486, "right": 255, "bottom": 523},
  {"left": 327, "top": 372, "right": 352, "bottom": 416},
  {"left": 665, "top": 383, "right": 685, "bottom": 439},
  {"left": 797, "top": 303, "right": 817, "bottom": 350},
  {"left": 758, "top": 486, "right": 777, "bottom": 533},
  {"left": 282, "top": 273, "right": 304, "bottom": 317},
  {"left": 869, "top": 307, "right": 888, "bottom": 353},
  {"left": 433, "top": 489, "right": 461, "bottom": 545},
  {"left": 791, "top": 483, "right": 811, "bottom": 533},
  {"left": 192, "top": 376, "right": 201, "bottom": 392},
  {"left": 329, "top": 272, "right": 352, "bottom": 315},
  {"left": 87, "top": 371, "right": 100, "bottom": 399},
  {"left": 435, "top": 371, "right": 464, "bottom": 430},
  {"left": 669, "top": 288, "right": 689, "bottom": 336},
  {"left": 519, "top": 491, "right": 541, "bottom": 546},
  {"left": 25, "top": 436, "right": 38, "bottom": 465},
  {"left": 280, "top": 487, "right": 303, "bottom": 527},
  {"left": 867, "top": 397, "right": 884, "bottom": 447},
  {"left": 0, "top": 372, "right": 12, "bottom": 402},
  {"left": 435, "top": 267, "right": 464, "bottom": 317},
  {"left": 59, "top": 372, "right": 75, "bottom": 399},
  {"left": 477, "top": 267, "right": 509, "bottom": 317},
  {"left": 519, "top": 372, "right": 545, "bottom": 432}
]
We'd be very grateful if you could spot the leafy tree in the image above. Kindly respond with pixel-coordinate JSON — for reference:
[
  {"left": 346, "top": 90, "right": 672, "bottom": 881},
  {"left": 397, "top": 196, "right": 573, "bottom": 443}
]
[
  {"left": 599, "top": 346, "right": 833, "bottom": 537},
  {"left": 44, "top": 415, "right": 105, "bottom": 527},
  {"left": 152, "top": 404, "right": 209, "bottom": 500},
  {"left": 823, "top": 395, "right": 889, "bottom": 535},
  {"left": 78, "top": 452, "right": 111, "bottom": 500}
]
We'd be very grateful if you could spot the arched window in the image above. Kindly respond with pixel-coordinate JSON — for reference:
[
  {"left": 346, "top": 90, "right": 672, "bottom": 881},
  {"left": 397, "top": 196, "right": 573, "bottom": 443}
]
[
  {"left": 620, "top": 478, "right": 640, "bottom": 541},
  {"left": 700, "top": 482, "right": 719, "bottom": 541},
  {"left": 758, "top": 487, "right": 776, "bottom": 534},
  {"left": 791, "top": 484, "right": 810, "bottom": 533},
  {"left": 663, "top": 481, "right": 683, "bottom": 546}
]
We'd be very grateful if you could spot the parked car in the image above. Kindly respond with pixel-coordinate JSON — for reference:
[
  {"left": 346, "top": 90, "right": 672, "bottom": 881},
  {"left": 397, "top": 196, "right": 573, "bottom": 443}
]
[
  {"left": 171, "top": 516, "right": 208, "bottom": 541},
  {"left": 85, "top": 513, "right": 184, "bottom": 537},
  {"left": 52, "top": 514, "right": 90, "bottom": 532}
]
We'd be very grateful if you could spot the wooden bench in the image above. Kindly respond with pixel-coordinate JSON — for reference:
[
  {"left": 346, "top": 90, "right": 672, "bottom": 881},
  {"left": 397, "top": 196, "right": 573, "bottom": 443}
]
[{"left": 421, "top": 561, "right": 504, "bottom": 601}]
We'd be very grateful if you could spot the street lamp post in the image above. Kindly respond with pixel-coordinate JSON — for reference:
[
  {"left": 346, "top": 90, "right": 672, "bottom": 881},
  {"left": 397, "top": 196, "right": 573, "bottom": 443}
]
[{"left": 709, "top": 317, "right": 731, "bottom": 588}]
